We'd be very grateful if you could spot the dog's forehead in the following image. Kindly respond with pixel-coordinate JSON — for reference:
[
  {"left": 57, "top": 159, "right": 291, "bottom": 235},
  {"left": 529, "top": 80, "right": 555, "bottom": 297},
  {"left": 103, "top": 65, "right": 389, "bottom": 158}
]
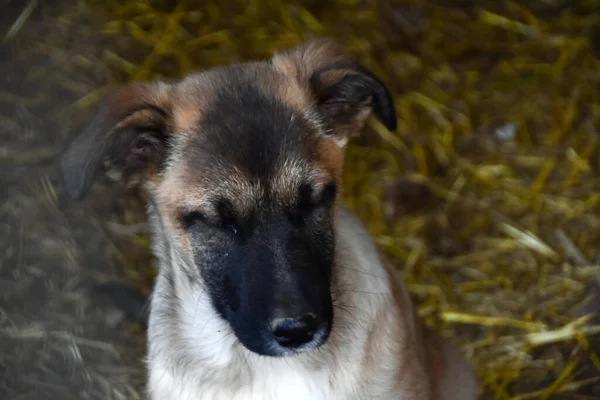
[
  {"left": 172, "top": 62, "right": 314, "bottom": 130},
  {"left": 162, "top": 62, "right": 340, "bottom": 211}
]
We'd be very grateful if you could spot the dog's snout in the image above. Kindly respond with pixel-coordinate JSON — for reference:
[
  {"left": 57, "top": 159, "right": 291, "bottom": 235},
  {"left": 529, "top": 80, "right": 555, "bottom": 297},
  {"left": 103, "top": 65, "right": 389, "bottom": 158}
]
[{"left": 271, "top": 315, "right": 318, "bottom": 348}]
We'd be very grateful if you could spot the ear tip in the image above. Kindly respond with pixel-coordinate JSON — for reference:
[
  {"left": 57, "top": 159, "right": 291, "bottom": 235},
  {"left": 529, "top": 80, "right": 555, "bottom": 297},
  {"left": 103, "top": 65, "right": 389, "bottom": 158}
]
[
  {"left": 59, "top": 152, "right": 88, "bottom": 200},
  {"left": 60, "top": 175, "right": 87, "bottom": 201},
  {"left": 375, "top": 100, "right": 397, "bottom": 132},
  {"left": 385, "top": 116, "right": 398, "bottom": 132},
  {"left": 63, "top": 183, "right": 86, "bottom": 200}
]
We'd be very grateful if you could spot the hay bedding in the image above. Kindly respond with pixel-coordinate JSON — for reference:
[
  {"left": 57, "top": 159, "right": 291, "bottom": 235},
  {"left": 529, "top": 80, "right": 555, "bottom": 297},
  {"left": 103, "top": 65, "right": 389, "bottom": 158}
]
[{"left": 1, "top": 0, "right": 599, "bottom": 398}]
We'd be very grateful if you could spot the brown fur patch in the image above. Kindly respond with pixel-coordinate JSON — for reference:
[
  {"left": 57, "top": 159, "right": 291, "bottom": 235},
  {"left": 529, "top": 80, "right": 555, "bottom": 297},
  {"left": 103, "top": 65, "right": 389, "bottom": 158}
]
[
  {"left": 381, "top": 259, "right": 477, "bottom": 400},
  {"left": 172, "top": 75, "right": 218, "bottom": 133},
  {"left": 264, "top": 68, "right": 313, "bottom": 111},
  {"left": 271, "top": 55, "right": 297, "bottom": 77},
  {"left": 314, "top": 138, "right": 345, "bottom": 183},
  {"left": 113, "top": 109, "right": 164, "bottom": 131},
  {"left": 380, "top": 261, "right": 436, "bottom": 398},
  {"left": 174, "top": 97, "right": 204, "bottom": 133},
  {"left": 108, "top": 81, "right": 173, "bottom": 119}
]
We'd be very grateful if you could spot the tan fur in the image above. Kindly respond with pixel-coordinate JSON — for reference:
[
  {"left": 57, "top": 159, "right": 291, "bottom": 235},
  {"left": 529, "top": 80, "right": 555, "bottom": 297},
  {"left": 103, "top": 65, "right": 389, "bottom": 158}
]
[
  {"left": 174, "top": 97, "right": 204, "bottom": 133},
  {"left": 314, "top": 133, "right": 346, "bottom": 181},
  {"left": 108, "top": 81, "right": 173, "bottom": 118},
  {"left": 264, "top": 68, "right": 313, "bottom": 111},
  {"left": 171, "top": 72, "right": 220, "bottom": 135}
]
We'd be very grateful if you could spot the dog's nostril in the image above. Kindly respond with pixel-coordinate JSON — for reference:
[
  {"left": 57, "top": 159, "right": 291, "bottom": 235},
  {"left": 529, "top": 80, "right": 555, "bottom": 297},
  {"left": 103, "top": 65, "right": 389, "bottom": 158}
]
[{"left": 271, "top": 315, "right": 318, "bottom": 348}]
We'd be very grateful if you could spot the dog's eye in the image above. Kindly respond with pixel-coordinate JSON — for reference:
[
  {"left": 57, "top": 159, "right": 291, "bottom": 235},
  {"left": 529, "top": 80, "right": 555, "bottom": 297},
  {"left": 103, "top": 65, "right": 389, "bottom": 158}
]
[
  {"left": 223, "top": 224, "right": 239, "bottom": 235},
  {"left": 295, "top": 182, "right": 337, "bottom": 219},
  {"left": 216, "top": 200, "right": 242, "bottom": 237},
  {"left": 181, "top": 211, "right": 206, "bottom": 230},
  {"left": 318, "top": 183, "right": 337, "bottom": 206},
  {"left": 180, "top": 211, "right": 240, "bottom": 236}
]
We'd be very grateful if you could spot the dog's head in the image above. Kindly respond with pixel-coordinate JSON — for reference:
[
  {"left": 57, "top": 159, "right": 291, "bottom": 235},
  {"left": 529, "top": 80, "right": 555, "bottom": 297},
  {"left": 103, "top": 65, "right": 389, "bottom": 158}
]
[{"left": 60, "top": 39, "right": 396, "bottom": 357}]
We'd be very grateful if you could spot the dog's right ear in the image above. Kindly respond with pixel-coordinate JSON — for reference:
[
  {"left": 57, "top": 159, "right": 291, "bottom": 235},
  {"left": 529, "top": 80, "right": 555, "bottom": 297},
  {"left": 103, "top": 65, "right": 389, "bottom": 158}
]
[
  {"left": 60, "top": 82, "right": 174, "bottom": 200},
  {"left": 272, "top": 39, "right": 397, "bottom": 142}
]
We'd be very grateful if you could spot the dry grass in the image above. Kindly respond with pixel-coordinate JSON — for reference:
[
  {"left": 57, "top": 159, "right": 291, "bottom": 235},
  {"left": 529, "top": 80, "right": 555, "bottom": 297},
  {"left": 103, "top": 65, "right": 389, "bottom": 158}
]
[{"left": 1, "top": 0, "right": 600, "bottom": 399}]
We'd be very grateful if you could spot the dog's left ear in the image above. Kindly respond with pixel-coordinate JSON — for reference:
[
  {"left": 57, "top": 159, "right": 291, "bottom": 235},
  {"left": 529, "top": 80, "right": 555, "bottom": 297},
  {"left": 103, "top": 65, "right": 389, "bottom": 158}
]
[
  {"left": 272, "top": 39, "right": 397, "bottom": 140},
  {"left": 59, "top": 82, "right": 174, "bottom": 200}
]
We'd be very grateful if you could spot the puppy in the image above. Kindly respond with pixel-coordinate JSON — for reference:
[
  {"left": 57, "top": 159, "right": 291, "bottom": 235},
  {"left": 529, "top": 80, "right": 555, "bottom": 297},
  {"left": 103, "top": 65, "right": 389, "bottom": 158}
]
[{"left": 60, "top": 39, "right": 479, "bottom": 400}]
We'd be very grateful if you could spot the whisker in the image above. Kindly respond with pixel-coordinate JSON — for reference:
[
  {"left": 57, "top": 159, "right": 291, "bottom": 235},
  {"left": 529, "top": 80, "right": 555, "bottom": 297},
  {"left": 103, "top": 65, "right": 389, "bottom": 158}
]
[
  {"left": 333, "top": 304, "right": 366, "bottom": 330},
  {"left": 332, "top": 289, "right": 390, "bottom": 296},
  {"left": 337, "top": 266, "right": 388, "bottom": 280}
]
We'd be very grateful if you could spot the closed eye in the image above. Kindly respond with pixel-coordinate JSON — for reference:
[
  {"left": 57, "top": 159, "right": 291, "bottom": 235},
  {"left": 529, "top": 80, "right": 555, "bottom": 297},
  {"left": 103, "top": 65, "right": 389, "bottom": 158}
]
[
  {"left": 222, "top": 223, "right": 238, "bottom": 235},
  {"left": 215, "top": 199, "right": 242, "bottom": 236},
  {"left": 293, "top": 182, "right": 337, "bottom": 222},
  {"left": 317, "top": 182, "right": 337, "bottom": 206},
  {"left": 180, "top": 209, "right": 240, "bottom": 236},
  {"left": 180, "top": 211, "right": 207, "bottom": 230}
]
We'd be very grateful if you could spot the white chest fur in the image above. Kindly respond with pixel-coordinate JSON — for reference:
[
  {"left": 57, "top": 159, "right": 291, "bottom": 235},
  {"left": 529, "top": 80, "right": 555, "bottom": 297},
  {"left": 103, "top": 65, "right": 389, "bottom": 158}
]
[{"left": 149, "top": 358, "right": 334, "bottom": 400}]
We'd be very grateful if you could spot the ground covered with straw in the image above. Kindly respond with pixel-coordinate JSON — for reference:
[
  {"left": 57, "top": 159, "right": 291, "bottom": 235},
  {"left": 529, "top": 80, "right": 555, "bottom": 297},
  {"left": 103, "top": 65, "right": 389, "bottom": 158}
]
[{"left": 1, "top": 0, "right": 600, "bottom": 399}]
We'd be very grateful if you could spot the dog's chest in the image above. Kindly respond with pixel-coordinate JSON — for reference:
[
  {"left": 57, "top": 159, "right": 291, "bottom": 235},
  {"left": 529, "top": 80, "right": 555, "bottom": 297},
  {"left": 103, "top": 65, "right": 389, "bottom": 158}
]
[
  {"left": 150, "top": 360, "right": 333, "bottom": 400},
  {"left": 232, "top": 367, "right": 330, "bottom": 400}
]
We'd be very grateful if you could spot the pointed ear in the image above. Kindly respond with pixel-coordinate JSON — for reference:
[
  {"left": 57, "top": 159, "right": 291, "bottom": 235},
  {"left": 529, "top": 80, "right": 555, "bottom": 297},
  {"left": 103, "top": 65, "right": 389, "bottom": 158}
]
[
  {"left": 59, "top": 82, "right": 174, "bottom": 200},
  {"left": 272, "top": 39, "right": 397, "bottom": 140}
]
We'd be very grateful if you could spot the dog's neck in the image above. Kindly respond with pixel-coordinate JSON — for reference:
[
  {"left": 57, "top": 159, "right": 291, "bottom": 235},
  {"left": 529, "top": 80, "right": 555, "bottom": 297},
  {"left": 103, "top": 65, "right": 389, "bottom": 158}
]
[{"left": 145, "top": 205, "right": 401, "bottom": 399}]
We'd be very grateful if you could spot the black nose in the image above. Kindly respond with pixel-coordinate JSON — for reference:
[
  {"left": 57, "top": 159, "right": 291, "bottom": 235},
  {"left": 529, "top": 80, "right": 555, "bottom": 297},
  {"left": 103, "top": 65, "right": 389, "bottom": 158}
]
[{"left": 271, "top": 315, "right": 318, "bottom": 348}]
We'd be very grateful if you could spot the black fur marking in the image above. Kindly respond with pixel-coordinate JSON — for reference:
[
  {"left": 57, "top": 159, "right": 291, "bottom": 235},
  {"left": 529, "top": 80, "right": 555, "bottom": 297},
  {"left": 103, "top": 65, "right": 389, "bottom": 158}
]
[{"left": 185, "top": 68, "right": 314, "bottom": 189}]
